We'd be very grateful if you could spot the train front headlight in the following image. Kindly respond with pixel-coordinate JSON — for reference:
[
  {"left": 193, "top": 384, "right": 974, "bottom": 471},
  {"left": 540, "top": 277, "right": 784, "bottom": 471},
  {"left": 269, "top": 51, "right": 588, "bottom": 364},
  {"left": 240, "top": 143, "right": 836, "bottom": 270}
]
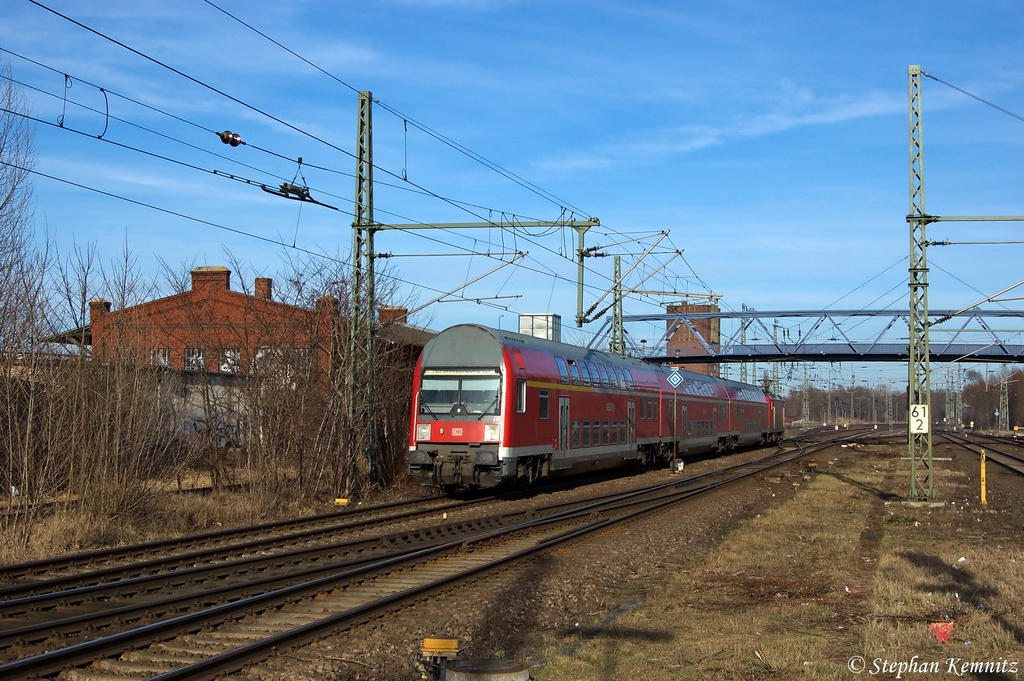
[
  {"left": 483, "top": 423, "right": 500, "bottom": 442},
  {"left": 416, "top": 423, "right": 431, "bottom": 441}
]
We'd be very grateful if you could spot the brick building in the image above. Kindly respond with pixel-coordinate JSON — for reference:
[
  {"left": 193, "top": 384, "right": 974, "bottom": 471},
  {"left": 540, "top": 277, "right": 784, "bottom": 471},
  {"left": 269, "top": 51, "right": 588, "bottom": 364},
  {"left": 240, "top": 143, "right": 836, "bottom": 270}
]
[
  {"left": 665, "top": 302, "right": 721, "bottom": 377},
  {"left": 88, "top": 266, "right": 339, "bottom": 374},
  {"left": 74, "top": 265, "right": 433, "bottom": 446}
]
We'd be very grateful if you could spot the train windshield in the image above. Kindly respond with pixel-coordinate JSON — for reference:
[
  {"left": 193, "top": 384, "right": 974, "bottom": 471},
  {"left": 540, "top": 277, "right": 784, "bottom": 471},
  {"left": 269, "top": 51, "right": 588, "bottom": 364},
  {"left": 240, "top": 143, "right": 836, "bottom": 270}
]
[{"left": 420, "top": 370, "right": 502, "bottom": 416}]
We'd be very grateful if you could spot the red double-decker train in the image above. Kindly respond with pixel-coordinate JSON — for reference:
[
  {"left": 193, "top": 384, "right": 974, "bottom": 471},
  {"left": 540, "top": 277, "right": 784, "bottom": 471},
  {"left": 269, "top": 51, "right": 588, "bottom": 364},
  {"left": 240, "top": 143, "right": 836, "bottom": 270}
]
[{"left": 407, "top": 324, "right": 785, "bottom": 490}]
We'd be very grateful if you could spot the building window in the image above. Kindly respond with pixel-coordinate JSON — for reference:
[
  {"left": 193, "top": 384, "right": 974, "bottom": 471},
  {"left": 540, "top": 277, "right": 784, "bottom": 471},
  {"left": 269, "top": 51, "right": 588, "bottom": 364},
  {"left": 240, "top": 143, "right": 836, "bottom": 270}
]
[
  {"left": 150, "top": 348, "right": 170, "bottom": 367},
  {"left": 538, "top": 389, "right": 550, "bottom": 420},
  {"left": 290, "top": 347, "right": 312, "bottom": 374},
  {"left": 184, "top": 348, "right": 205, "bottom": 371},
  {"left": 115, "top": 348, "right": 138, "bottom": 364},
  {"left": 220, "top": 348, "right": 241, "bottom": 373}
]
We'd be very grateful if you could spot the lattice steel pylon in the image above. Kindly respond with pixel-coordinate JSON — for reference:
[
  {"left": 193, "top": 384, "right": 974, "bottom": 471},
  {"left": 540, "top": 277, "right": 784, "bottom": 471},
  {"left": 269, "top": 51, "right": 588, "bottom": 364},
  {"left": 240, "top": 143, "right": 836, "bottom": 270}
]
[
  {"left": 802, "top": 365, "right": 810, "bottom": 425},
  {"left": 349, "top": 90, "right": 379, "bottom": 483},
  {"left": 907, "top": 65, "right": 936, "bottom": 500},
  {"left": 945, "top": 368, "right": 956, "bottom": 428},
  {"left": 999, "top": 367, "right": 1009, "bottom": 432},
  {"left": 886, "top": 384, "right": 893, "bottom": 428},
  {"left": 609, "top": 256, "right": 626, "bottom": 355}
]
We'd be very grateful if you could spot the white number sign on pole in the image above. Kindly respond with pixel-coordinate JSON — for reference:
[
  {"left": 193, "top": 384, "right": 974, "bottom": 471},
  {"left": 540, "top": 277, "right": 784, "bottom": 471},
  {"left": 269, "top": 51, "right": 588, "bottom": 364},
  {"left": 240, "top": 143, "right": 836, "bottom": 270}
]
[{"left": 910, "top": 404, "right": 930, "bottom": 434}]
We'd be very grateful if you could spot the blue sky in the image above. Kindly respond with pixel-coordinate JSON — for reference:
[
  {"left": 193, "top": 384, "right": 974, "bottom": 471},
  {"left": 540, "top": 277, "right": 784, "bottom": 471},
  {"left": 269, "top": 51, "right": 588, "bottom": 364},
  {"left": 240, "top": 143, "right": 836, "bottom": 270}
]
[{"left": 2, "top": 0, "right": 1022, "bottom": 393}]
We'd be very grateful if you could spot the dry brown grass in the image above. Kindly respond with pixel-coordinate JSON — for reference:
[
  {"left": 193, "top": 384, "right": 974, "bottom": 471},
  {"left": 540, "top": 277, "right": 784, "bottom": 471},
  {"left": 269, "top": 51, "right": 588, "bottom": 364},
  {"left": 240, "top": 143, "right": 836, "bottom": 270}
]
[
  {"left": 534, "top": 449, "right": 1024, "bottom": 680},
  {"left": 0, "top": 485, "right": 331, "bottom": 566},
  {"left": 0, "top": 461, "right": 425, "bottom": 567}
]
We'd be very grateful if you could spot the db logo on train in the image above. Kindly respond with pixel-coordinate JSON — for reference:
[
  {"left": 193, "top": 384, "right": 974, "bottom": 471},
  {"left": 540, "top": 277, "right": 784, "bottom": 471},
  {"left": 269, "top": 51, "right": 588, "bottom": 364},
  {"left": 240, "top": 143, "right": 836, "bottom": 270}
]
[{"left": 451, "top": 428, "right": 464, "bottom": 437}]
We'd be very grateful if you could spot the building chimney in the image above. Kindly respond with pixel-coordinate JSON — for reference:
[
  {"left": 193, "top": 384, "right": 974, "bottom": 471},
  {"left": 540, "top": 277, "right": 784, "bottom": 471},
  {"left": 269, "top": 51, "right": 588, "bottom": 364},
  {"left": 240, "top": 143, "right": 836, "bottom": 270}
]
[
  {"left": 379, "top": 306, "right": 408, "bottom": 325},
  {"left": 315, "top": 295, "right": 339, "bottom": 316},
  {"left": 88, "top": 297, "right": 111, "bottom": 320},
  {"left": 88, "top": 297, "right": 111, "bottom": 357},
  {"left": 190, "top": 266, "right": 231, "bottom": 292},
  {"left": 254, "top": 277, "right": 273, "bottom": 300}
]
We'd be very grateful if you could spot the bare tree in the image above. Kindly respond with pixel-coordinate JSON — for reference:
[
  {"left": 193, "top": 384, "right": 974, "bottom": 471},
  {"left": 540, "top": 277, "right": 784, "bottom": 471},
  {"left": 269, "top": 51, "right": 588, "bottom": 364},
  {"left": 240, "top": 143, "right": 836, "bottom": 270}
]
[{"left": 0, "top": 58, "right": 36, "bottom": 350}]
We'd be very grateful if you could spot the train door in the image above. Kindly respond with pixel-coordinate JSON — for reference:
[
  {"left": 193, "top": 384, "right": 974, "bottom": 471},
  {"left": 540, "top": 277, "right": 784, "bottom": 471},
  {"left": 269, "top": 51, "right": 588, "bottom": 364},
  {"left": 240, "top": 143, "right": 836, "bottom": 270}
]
[
  {"left": 627, "top": 400, "right": 636, "bottom": 446},
  {"left": 680, "top": 404, "right": 688, "bottom": 452},
  {"left": 557, "top": 396, "right": 571, "bottom": 465}
]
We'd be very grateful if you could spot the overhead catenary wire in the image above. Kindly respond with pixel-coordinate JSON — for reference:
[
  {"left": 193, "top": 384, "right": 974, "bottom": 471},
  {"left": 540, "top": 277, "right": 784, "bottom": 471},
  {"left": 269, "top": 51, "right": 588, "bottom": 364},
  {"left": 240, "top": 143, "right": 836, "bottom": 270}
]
[
  {"left": 6, "top": 161, "right": 555, "bottom": 317},
  {"left": 23, "top": 3, "right": 584, "bottom": 241},
  {"left": 922, "top": 71, "right": 1024, "bottom": 125},
  {"left": 1, "top": 59, "right": 620, "bottom": 296},
  {"left": 21, "top": 2, "right": 717, "bottom": 326},
  {"left": 0, "top": 47, "right": 558, "bottom": 226},
  {"left": 200, "top": 0, "right": 590, "bottom": 217},
  {"left": 192, "top": 0, "right": 690, "bottom": 295}
]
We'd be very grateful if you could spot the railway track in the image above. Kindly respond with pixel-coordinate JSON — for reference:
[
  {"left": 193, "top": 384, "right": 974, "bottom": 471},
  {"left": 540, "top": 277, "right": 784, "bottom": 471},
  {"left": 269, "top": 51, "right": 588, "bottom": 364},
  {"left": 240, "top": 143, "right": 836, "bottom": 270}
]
[
  {"left": 936, "top": 430, "right": 1024, "bottom": 476},
  {"left": 0, "top": 495, "right": 477, "bottom": 586},
  {"left": 0, "top": 434, "right": 846, "bottom": 680}
]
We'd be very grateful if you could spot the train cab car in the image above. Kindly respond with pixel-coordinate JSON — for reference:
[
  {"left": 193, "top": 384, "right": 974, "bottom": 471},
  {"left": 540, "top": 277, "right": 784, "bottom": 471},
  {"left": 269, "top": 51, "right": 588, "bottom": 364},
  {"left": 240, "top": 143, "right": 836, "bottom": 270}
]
[{"left": 407, "top": 324, "right": 781, "bottom": 490}]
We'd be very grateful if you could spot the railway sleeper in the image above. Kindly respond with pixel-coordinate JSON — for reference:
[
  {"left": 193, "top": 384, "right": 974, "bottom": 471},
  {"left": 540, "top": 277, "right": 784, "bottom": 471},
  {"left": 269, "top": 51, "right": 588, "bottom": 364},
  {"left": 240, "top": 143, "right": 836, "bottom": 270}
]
[{"left": 94, "top": 658, "right": 182, "bottom": 675}]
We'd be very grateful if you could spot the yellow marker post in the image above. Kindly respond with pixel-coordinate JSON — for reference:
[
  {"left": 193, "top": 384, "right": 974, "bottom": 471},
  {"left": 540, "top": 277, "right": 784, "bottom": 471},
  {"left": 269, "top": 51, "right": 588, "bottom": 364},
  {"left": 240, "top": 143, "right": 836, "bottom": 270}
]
[{"left": 980, "top": 449, "right": 987, "bottom": 506}]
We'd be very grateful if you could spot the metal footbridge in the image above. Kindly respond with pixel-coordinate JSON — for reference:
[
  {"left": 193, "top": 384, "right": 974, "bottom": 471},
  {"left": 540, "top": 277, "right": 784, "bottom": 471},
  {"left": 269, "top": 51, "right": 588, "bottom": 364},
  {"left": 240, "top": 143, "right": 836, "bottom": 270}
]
[{"left": 588, "top": 309, "right": 1024, "bottom": 364}]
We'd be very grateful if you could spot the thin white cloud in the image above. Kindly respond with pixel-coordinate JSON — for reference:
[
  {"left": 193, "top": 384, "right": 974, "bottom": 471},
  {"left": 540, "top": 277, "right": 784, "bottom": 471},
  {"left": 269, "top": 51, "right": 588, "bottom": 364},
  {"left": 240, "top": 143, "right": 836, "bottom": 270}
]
[{"left": 530, "top": 87, "right": 904, "bottom": 175}]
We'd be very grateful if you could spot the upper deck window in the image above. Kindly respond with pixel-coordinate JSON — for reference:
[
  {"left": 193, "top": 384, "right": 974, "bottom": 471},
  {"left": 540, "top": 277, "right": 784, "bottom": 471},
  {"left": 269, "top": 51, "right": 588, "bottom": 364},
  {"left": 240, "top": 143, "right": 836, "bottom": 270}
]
[
  {"left": 578, "top": 361, "right": 592, "bottom": 387},
  {"left": 567, "top": 362, "right": 582, "bottom": 386},
  {"left": 554, "top": 357, "right": 570, "bottom": 385}
]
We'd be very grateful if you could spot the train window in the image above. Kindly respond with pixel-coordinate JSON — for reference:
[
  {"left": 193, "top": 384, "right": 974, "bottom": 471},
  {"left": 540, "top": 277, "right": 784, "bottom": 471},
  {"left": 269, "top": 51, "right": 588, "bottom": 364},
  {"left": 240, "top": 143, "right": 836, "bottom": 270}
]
[
  {"left": 571, "top": 420, "right": 581, "bottom": 448},
  {"left": 611, "top": 419, "right": 618, "bottom": 444},
  {"left": 624, "top": 368, "right": 635, "bottom": 391},
  {"left": 596, "top": 363, "right": 611, "bottom": 388},
  {"left": 420, "top": 370, "right": 501, "bottom": 416},
  {"left": 516, "top": 378, "right": 527, "bottom": 413},
  {"left": 612, "top": 366, "right": 625, "bottom": 390},
  {"left": 582, "top": 419, "right": 591, "bottom": 447},
  {"left": 539, "top": 389, "right": 550, "bottom": 419},
  {"left": 602, "top": 419, "right": 610, "bottom": 445},
  {"left": 593, "top": 420, "right": 601, "bottom": 446},
  {"left": 568, "top": 362, "right": 581, "bottom": 386},
  {"left": 554, "top": 357, "right": 570, "bottom": 385},
  {"left": 619, "top": 419, "right": 626, "bottom": 444},
  {"left": 579, "top": 361, "right": 591, "bottom": 387}
]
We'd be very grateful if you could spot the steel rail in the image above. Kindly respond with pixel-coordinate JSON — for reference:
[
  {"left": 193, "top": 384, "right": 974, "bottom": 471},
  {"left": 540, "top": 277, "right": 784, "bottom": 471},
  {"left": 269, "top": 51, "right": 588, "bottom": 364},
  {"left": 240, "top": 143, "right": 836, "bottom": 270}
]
[
  {"left": 0, "top": 497, "right": 490, "bottom": 600},
  {"left": 935, "top": 431, "right": 1024, "bottom": 476},
  {"left": 148, "top": 439, "right": 831, "bottom": 681},
  {"left": 0, "top": 437, "right": 838, "bottom": 679},
  {"left": 0, "top": 495, "right": 471, "bottom": 582},
  {"left": 0, "top": 459, "right": 783, "bottom": 635}
]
